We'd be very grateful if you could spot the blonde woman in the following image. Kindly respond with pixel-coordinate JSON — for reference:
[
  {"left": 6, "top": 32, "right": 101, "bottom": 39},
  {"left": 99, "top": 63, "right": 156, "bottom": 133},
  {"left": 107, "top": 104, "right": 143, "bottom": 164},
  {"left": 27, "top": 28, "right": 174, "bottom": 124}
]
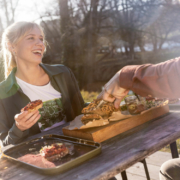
[{"left": 0, "top": 21, "right": 84, "bottom": 147}]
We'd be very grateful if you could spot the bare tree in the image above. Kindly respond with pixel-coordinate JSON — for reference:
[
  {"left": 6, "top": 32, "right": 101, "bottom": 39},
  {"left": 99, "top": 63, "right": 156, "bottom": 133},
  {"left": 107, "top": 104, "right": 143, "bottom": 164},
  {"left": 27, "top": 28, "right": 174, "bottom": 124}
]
[
  {"left": 32, "top": 0, "right": 180, "bottom": 90},
  {"left": 146, "top": 2, "right": 180, "bottom": 53},
  {"left": 0, "top": 0, "right": 19, "bottom": 82},
  {"left": 0, "top": 0, "right": 19, "bottom": 31}
]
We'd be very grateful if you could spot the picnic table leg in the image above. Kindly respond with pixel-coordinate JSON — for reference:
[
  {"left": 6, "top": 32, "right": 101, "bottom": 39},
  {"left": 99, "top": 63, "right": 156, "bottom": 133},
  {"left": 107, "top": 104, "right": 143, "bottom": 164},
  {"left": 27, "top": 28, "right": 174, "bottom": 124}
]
[
  {"left": 108, "top": 171, "right": 127, "bottom": 180},
  {"left": 141, "top": 159, "right": 150, "bottom": 180},
  {"left": 170, "top": 141, "right": 179, "bottom": 159},
  {"left": 121, "top": 171, "right": 128, "bottom": 180}
]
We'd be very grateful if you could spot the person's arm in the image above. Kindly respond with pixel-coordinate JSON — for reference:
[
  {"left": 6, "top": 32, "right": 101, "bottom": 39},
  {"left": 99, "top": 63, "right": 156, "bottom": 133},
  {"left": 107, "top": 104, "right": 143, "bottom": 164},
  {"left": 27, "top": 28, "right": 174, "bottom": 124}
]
[
  {"left": 0, "top": 100, "right": 40, "bottom": 147},
  {"left": 0, "top": 100, "right": 28, "bottom": 147},
  {"left": 120, "top": 57, "right": 180, "bottom": 98},
  {"left": 97, "top": 70, "right": 129, "bottom": 108}
]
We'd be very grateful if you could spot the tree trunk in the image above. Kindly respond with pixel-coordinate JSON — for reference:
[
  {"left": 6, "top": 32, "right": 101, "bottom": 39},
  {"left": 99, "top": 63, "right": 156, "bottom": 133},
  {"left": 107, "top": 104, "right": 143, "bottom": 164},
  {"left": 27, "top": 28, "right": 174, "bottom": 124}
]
[
  {"left": 82, "top": 0, "right": 99, "bottom": 90},
  {"left": 59, "top": 0, "right": 74, "bottom": 69}
]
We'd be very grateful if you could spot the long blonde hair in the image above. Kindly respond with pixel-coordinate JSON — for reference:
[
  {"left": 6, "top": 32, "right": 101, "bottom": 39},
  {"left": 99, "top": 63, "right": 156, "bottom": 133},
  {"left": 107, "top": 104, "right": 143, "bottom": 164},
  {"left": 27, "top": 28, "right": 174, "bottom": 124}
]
[{"left": 1, "top": 21, "right": 47, "bottom": 78}]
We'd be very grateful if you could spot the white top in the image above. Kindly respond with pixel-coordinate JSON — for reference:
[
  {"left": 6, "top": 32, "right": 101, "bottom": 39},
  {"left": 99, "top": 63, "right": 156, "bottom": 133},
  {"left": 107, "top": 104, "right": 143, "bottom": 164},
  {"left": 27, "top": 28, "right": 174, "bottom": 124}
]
[
  {"left": 15, "top": 76, "right": 61, "bottom": 102},
  {"left": 15, "top": 76, "right": 65, "bottom": 131}
]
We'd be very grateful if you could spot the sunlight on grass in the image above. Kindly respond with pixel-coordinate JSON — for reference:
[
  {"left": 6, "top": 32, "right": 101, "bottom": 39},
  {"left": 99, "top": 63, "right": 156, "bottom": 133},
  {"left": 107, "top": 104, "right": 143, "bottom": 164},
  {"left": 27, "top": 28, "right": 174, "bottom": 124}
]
[
  {"left": 81, "top": 90, "right": 99, "bottom": 103},
  {"left": 161, "top": 139, "right": 180, "bottom": 153}
]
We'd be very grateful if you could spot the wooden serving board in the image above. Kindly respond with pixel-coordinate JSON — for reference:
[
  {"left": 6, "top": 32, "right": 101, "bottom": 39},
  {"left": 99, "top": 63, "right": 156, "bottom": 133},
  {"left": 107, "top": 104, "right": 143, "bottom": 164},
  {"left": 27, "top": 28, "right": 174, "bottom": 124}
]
[{"left": 63, "top": 104, "right": 169, "bottom": 143}]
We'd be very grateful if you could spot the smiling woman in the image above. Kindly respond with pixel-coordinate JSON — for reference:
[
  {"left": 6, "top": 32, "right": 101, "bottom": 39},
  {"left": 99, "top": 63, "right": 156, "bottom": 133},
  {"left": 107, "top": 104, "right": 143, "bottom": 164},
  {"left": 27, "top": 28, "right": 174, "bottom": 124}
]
[
  {"left": 1, "top": 22, "right": 47, "bottom": 78},
  {"left": 0, "top": 22, "right": 85, "bottom": 147}
]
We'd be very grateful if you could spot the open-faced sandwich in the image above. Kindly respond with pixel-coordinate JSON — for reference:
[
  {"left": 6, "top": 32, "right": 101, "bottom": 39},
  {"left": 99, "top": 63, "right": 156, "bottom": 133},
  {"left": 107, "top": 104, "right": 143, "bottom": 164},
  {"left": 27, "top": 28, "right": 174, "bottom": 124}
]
[
  {"left": 168, "top": 98, "right": 179, "bottom": 104},
  {"left": 81, "top": 99, "right": 120, "bottom": 125},
  {"left": 21, "top": 99, "right": 43, "bottom": 113},
  {"left": 146, "top": 97, "right": 166, "bottom": 108},
  {"left": 80, "top": 96, "right": 168, "bottom": 126},
  {"left": 40, "top": 143, "right": 69, "bottom": 162}
]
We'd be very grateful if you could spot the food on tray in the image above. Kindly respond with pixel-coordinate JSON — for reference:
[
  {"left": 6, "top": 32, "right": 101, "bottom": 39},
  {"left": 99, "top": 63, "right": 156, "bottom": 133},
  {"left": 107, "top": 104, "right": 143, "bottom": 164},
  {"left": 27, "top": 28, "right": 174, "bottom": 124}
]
[
  {"left": 145, "top": 97, "right": 155, "bottom": 101},
  {"left": 125, "top": 95, "right": 147, "bottom": 115},
  {"left": 40, "top": 143, "right": 69, "bottom": 162},
  {"left": 120, "top": 104, "right": 127, "bottom": 111},
  {"left": 82, "top": 99, "right": 119, "bottom": 116},
  {"left": 81, "top": 114, "right": 102, "bottom": 125},
  {"left": 81, "top": 99, "right": 120, "bottom": 124},
  {"left": 68, "top": 95, "right": 169, "bottom": 130},
  {"left": 127, "top": 103, "right": 146, "bottom": 115},
  {"left": 80, "top": 95, "right": 168, "bottom": 125},
  {"left": 22, "top": 99, "right": 43, "bottom": 112},
  {"left": 123, "top": 96, "right": 167, "bottom": 115},
  {"left": 168, "top": 98, "right": 179, "bottom": 104},
  {"left": 146, "top": 98, "right": 165, "bottom": 108}
]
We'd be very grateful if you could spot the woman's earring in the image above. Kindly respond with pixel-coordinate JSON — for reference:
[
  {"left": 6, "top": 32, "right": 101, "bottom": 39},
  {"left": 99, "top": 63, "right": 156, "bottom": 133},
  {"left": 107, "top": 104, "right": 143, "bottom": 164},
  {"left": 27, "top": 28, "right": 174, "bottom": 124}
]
[{"left": 11, "top": 47, "right": 16, "bottom": 56}]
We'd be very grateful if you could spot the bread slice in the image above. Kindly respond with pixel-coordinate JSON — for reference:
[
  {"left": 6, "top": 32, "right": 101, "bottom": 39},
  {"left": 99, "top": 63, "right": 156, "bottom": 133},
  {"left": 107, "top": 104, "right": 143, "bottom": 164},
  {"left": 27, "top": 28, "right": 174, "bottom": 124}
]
[
  {"left": 27, "top": 103, "right": 43, "bottom": 112},
  {"left": 81, "top": 114, "right": 102, "bottom": 125},
  {"left": 40, "top": 143, "right": 69, "bottom": 162},
  {"left": 44, "top": 148, "right": 69, "bottom": 161},
  {"left": 22, "top": 100, "right": 43, "bottom": 113},
  {"left": 80, "top": 119, "right": 109, "bottom": 129},
  {"left": 82, "top": 99, "right": 119, "bottom": 116}
]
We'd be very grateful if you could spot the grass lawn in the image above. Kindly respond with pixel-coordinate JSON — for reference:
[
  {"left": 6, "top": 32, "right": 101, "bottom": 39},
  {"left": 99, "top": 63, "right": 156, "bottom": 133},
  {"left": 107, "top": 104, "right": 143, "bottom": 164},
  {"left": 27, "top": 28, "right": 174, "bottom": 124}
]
[
  {"left": 161, "top": 139, "right": 180, "bottom": 154},
  {"left": 81, "top": 90, "right": 99, "bottom": 103}
]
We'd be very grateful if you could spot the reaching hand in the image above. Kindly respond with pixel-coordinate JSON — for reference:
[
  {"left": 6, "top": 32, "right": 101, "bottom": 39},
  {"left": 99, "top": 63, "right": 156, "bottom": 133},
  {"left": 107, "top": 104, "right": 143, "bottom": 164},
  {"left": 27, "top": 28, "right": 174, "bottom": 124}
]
[
  {"left": 14, "top": 110, "right": 41, "bottom": 131},
  {"left": 97, "top": 70, "right": 129, "bottom": 108}
]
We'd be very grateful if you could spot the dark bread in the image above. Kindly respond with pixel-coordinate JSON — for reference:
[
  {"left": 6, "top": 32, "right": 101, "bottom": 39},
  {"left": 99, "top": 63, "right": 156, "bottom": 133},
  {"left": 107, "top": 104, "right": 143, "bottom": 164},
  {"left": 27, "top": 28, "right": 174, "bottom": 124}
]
[{"left": 22, "top": 100, "right": 43, "bottom": 112}]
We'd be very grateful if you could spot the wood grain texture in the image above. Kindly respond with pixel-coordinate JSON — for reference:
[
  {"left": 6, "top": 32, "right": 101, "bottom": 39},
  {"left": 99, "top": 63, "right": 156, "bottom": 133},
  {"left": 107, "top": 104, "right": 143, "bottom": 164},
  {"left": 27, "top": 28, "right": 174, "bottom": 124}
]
[
  {"left": 63, "top": 104, "right": 169, "bottom": 142},
  {"left": 1, "top": 110, "right": 180, "bottom": 180}
]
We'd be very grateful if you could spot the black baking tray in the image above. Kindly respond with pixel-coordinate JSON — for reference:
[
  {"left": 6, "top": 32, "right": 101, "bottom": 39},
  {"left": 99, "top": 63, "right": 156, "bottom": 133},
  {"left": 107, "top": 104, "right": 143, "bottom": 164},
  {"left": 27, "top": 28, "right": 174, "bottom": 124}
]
[{"left": 2, "top": 134, "right": 101, "bottom": 174}]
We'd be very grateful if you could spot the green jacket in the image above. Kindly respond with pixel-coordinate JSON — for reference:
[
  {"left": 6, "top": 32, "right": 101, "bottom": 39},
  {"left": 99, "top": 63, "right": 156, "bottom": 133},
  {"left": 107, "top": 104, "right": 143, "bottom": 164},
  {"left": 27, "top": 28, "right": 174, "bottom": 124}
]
[{"left": 0, "top": 64, "right": 85, "bottom": 147}]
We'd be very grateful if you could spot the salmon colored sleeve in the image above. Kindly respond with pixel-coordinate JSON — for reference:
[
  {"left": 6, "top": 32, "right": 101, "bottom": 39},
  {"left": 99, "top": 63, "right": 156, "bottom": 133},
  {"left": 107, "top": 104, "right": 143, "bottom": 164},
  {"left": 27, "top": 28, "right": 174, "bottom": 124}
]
[{"left": 119, "top": 57, "right": 180, "bottom": 98}]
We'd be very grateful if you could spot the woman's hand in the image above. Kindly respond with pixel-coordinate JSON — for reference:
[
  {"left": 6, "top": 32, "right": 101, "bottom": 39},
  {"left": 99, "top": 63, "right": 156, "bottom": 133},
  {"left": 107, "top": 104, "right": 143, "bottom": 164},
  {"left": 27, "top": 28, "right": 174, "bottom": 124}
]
[
  {"left": 97, "top": 70, "right": 129, "bottom": 108},
  {"left": 14, "top": 110, "right": 41, "bottom": 131}
]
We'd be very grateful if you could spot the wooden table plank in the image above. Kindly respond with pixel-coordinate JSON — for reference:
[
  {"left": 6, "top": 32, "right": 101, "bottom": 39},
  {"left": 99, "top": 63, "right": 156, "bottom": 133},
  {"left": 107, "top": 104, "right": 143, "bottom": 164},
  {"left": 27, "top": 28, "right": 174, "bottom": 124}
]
[{"left": 1, "top": 112, "right": 180, "bottom": 180}]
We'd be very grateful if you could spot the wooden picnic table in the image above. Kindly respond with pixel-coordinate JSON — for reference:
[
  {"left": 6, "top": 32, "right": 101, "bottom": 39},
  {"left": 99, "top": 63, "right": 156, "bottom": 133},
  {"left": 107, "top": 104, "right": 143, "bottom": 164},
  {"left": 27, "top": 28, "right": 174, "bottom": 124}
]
[{"left": 1, "top": 107, "right": 180, "bottom": 180}]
